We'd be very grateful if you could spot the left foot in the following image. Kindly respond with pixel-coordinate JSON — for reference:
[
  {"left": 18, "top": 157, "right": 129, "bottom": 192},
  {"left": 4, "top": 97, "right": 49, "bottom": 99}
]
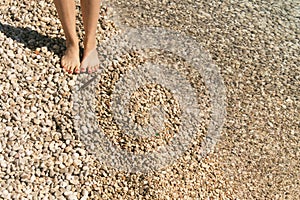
[{"left": 80, "top": 39, "right": 100, "bottom": 74}]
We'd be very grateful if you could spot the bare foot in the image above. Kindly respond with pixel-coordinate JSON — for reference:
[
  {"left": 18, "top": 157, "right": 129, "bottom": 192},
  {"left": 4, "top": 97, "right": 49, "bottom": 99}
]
[
  {"left": 61, "top": 44, "right": 80, "bottom": 74},
  {"left": 80, "top": 47, "right": 100, "bottom": 74}
]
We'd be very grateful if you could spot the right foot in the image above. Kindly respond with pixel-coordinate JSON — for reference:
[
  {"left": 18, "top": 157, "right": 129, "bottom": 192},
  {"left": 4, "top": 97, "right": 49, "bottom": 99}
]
[{"left": 61, "top": 44, "right": 80, "bottom": 74}]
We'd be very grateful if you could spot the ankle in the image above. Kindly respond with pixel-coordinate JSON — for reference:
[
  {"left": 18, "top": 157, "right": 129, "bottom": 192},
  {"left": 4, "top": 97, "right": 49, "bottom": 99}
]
[
  {"left": 65, "top": 39, "right": 79, "bottom": 49},
  {"left": 83, "top": 36, "right": 97, "bottom": 51}
]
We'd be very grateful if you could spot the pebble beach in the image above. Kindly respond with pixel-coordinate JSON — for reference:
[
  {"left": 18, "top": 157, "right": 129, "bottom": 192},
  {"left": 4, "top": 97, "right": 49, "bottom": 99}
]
[{"left": 0, "top": 0, "right": 299, "bottom": 199}]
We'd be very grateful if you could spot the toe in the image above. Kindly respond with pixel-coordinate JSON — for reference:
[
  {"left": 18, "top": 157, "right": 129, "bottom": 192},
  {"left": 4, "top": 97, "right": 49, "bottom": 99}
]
[
  {"left": 63, "top": 65, "right": 68, "bottom": 72},
  {"left": 65, "top": 64, "right": 70, "bottom": 72},
  {"left": 63, "top": 64, "right": 69, "bottom": 72},
  {"left": 69, "top": 65, "right": 77, "bottom": 74},
  {"left": 74, "top": 65, "right": 81, "bottom": 74},
  {"left": 74, "top": 66, "right": 80, "bottom": 74},
  {"left": 88, "top": 67, "right": 93, "bottom": 74},
  {"left": 88, "top": 66, "right": 96, "bottom": 74},
  {"left": 66, "top": 65, "right": 73, "bottom": 74},
  {"left": 80, "top": 66, "right": 86, "bottom": 73},
  {"left": 95, "top": 65, "right": 100, "bottom": 72},
  {"left": 80, "top": 62, "right": 87, "bottom": 73},
  {"left": 61, "top": 61, "right": 66, "bottom": 70},
  {"left": 92, "top": 65, "right": 99, "bottom": 73}
]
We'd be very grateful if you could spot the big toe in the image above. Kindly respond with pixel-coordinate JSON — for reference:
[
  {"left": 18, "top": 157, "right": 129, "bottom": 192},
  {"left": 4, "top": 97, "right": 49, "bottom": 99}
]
[{"left": 80, "top": 63, "right": 87, "bottom": 73}]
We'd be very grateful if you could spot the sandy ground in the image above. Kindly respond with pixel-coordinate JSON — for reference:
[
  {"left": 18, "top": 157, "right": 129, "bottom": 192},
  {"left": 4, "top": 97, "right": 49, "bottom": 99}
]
[{"left": 0, "top": 0, "right": 299, "bottom": 199}]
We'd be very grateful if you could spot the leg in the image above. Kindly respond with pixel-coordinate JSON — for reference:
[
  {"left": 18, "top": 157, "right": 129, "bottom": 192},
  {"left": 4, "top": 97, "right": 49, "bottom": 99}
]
[
  {"left": 54, "top": 0, "right": 80, "bottom": 74},
  {"left": 80, "top": 0, "right": 101, "bottom": 73}
]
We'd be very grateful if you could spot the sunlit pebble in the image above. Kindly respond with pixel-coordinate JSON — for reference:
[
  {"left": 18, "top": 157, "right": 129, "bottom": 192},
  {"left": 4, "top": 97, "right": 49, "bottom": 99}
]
[{"left": 0, "top": 0, "right": 298, "bottom": 199}]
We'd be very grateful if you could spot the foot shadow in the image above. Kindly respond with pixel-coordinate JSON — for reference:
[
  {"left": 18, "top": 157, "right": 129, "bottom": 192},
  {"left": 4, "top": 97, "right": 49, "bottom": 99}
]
[{"left": 0, "top": 22, "right": 65, "bottom": 57}]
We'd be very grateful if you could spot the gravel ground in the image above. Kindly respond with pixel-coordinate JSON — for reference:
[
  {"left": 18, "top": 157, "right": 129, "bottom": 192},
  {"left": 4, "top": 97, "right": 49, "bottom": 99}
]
[{"left": 0, "top": 0, "right": 299, "bottom": 199}]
